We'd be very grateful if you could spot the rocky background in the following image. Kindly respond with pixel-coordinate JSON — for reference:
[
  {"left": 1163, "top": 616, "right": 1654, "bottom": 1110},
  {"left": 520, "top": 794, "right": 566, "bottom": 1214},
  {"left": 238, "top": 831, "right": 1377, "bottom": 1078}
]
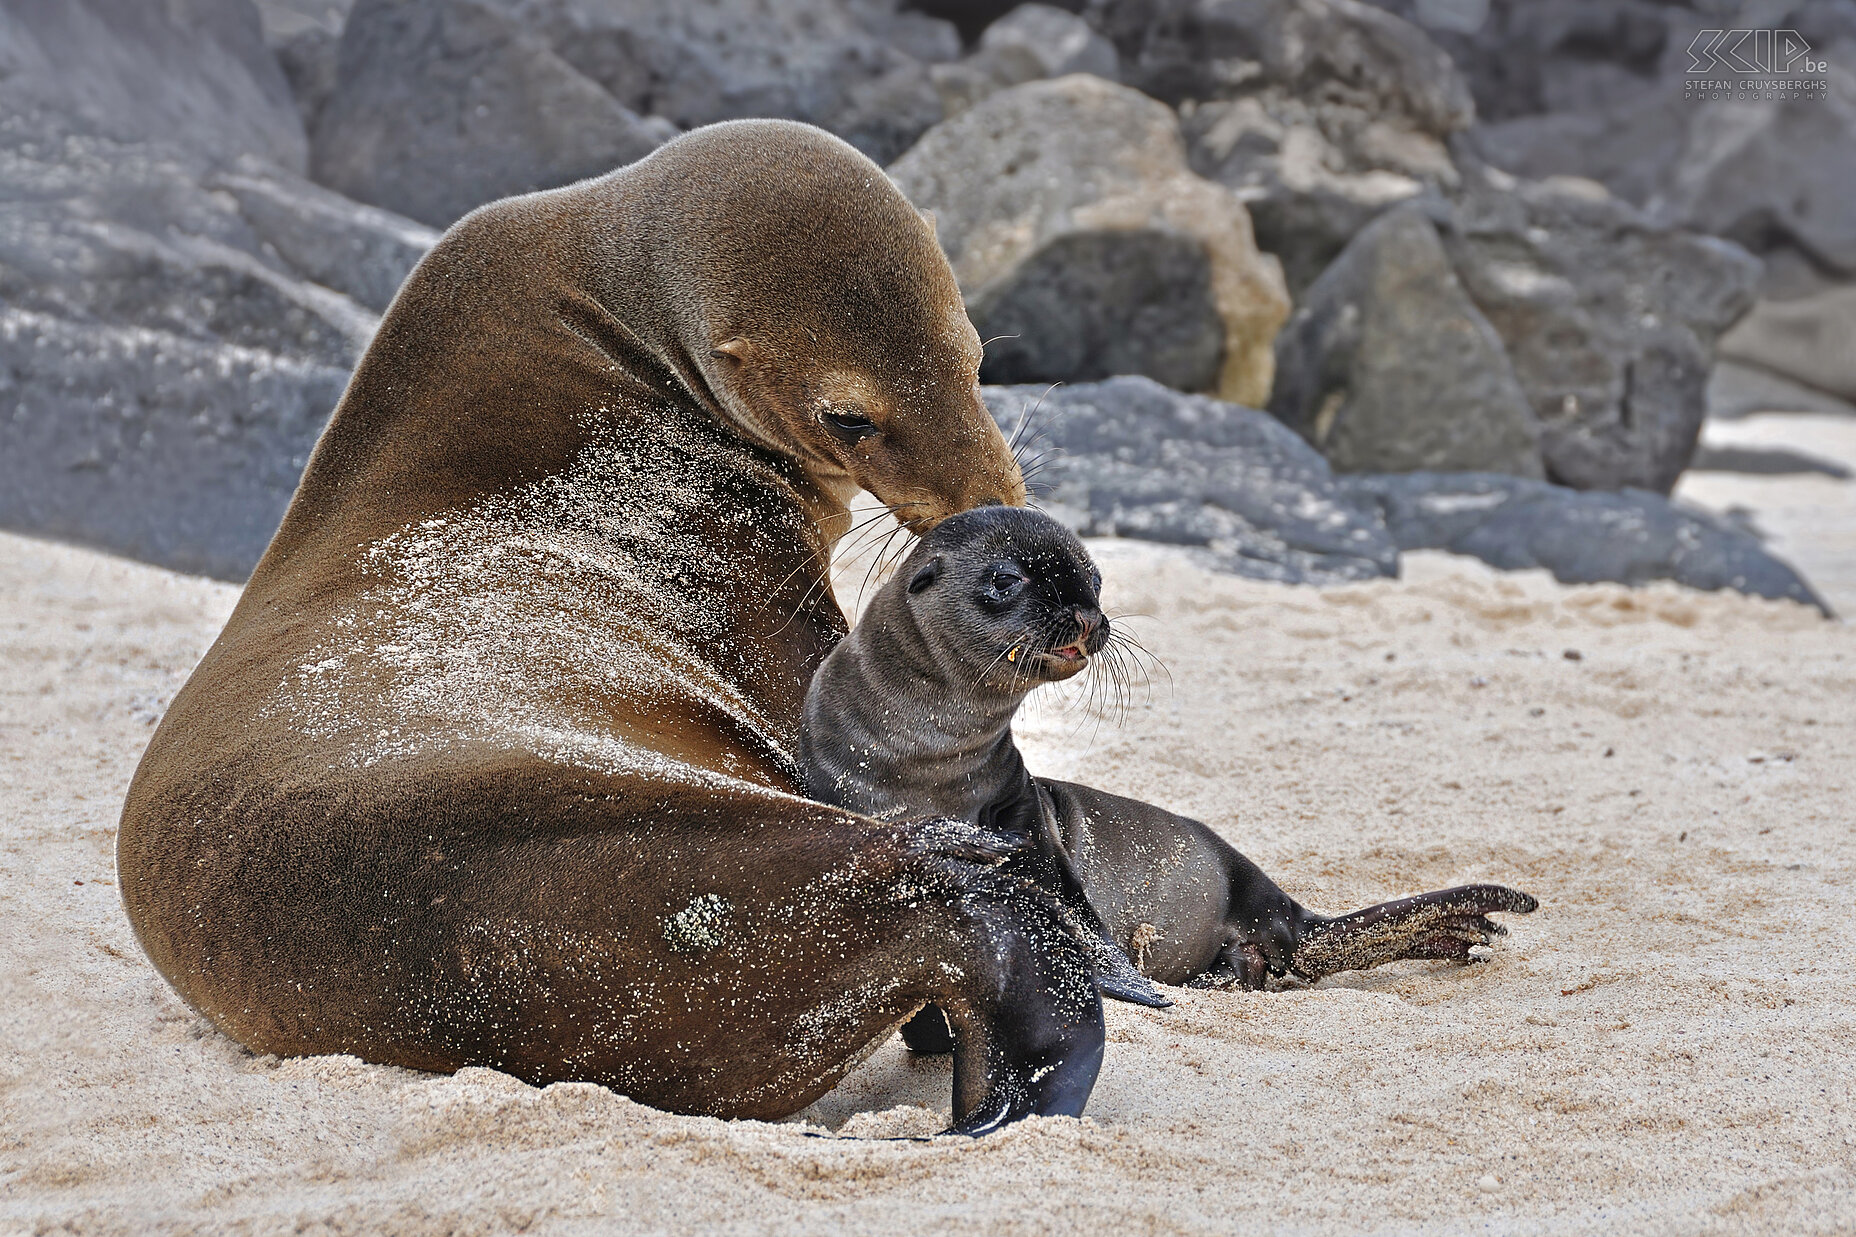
[{"left": 1, "top": 0, "right": 1849, "bottom": 608}]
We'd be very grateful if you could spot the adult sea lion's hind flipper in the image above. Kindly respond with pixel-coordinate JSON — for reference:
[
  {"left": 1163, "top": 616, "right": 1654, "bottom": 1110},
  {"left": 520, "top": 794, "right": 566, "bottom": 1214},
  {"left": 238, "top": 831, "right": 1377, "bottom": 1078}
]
[{"left": 1289, "top": 884, "right": 1539, "bottom": 982}]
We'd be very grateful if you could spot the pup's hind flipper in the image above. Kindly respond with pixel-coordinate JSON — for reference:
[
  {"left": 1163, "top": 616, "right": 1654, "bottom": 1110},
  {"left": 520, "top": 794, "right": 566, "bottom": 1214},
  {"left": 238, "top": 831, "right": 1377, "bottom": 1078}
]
[{"left": 1291, "top": 884, "right": 1538, "bottom": 981}]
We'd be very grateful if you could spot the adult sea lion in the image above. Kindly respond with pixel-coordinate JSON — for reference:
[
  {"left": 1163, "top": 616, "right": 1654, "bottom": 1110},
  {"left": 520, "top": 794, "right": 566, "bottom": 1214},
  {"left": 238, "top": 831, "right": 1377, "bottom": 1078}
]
[
  {"left": 799, "top": 506, "right": 1537, "bottom": 1049},
  {"left": 120, "top": 118, "right": 1530, "bottom": 1135},
  {"left": 119, "top": 120, "right": 1104, "bottom": 1134}
]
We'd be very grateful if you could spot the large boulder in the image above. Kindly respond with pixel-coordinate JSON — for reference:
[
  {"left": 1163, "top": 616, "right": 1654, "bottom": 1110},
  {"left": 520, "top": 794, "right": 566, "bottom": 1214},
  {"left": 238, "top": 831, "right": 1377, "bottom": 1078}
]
[
  {"left": 1339, "top": 472, "right": 1830, "bottom": 613},
  {"left": 0, "top": 0, "right": 436, "bottom": 579},
  {"left": 207, "top": 156, "right": 439, "bottom": 313},
  {"left": 981, "top": 376, "right": 1828, "bottom": 609},
  {"left": 1716, "top": 284, "right": 1856, "bottom": 405},
  {"left": 908, "top": 0, "right": 1070, "bottom": 44},
  {"left": 0, "top": 0, "right": 307, "bottom": 170},
  {"left": 0, "top": 307, "right": 354, "bottom": 581},
  {"left": 1092, "top": 0, "right": 1475, "bottom": 295},
  {"left": 929, "top": 4, "right": 1119, "bottom": 117},
  {"left": 1421, "top": 1, "right": 1856, "bottom": 283},
  {"left": 1086, "top": 0, "right": 1474, "bottom": 132},
  {"left": 1180, "top": 91, "right": 1456, "bottom": 296},
  {"left": 1708, "top": 360, "right": 1856, "bottom": 420},
  {"left": 1441, "top": 166, "right": 1763, "bottom": 494},
  {"left": 311, "top": 0, "right": 675, "bottom": 228},
  {"left": 983, "top": 378, "right": 1400, "bottom": 584},
  {"left": 1269, "top": 203, "right": 1543, "bottom": 476},
  {"left": 1650, "top": 48, "right": 1856, "bottom": 278},
  {"left": 253, "top": 0, "right": 355, "bottom": 40},
  {"left": 891, "top": 75, "right": 1290, "bottom": 405},
  {"left": 495, "top": 0, "right": 959, "bottom": 166}
]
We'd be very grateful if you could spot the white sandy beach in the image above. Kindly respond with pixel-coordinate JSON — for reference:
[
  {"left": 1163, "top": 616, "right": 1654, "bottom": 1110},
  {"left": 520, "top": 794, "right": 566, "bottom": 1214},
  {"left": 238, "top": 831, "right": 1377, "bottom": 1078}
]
[{"left": 5, "top": 416, "right": 1855, "bottom": 1235}]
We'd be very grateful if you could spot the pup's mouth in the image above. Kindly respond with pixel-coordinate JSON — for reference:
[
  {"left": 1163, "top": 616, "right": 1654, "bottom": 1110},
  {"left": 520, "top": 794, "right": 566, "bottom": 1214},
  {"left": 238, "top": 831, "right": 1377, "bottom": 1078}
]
[{"left": 1032, "top": 641, "right": 1090, "bottom": 676}]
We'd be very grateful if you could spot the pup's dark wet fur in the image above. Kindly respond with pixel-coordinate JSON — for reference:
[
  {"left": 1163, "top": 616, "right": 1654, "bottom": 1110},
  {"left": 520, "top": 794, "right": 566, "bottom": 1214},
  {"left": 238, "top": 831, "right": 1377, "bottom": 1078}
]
[
  {"left": 803, "top": 505, "right": 1169, "bottom": 1012},
  {"left": 803, "top": 506, "right": 1538, "bottom": 1050}
]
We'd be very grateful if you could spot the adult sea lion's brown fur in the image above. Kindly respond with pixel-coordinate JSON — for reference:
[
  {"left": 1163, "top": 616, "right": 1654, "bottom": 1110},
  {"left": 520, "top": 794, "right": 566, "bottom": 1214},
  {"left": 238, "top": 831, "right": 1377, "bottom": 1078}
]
[{"left": 117, "top": 121, "right": 1106, "bottom": 1132}]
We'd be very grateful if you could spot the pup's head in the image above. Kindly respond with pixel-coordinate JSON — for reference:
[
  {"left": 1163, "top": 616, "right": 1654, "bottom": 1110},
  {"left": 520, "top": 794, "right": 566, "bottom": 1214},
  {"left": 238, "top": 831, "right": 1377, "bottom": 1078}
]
[{"left": 897, "top": 505, "right": 1107, "bottom": 694}]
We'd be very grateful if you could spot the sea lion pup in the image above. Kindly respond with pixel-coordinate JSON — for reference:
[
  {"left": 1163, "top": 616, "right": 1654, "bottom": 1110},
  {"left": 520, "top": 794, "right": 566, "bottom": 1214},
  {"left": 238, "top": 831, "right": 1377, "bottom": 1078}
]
[
  {"left": 802, "top": 507, "right": 1171, "bottom": 1014},
  {"left": 801, "top": 507, "right": 1537, "bottom": 1052},
  {"left": 118, "top": 121, "right": 1102, "bottom": 1136}
]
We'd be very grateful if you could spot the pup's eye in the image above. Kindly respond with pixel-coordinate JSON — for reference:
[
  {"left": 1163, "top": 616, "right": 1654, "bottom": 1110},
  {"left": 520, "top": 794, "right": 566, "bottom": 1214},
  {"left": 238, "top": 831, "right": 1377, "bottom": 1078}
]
[
  {"left": 820, "top": 407, "right": 877, "bottom": 442},
  {"left": 1089, "top": 569, "right": 1102, "bottom": 593},
  {"left": 988, "top": 569, "right": 1025, "bottom": 595}
]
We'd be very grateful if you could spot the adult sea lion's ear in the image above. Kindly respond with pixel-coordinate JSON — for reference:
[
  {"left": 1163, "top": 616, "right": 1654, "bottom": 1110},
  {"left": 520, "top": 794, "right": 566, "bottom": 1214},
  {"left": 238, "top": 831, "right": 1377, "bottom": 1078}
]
[
  {"left": 711, "top": 337, "right": 754, "bottom": 364},
  {"left": 908, "top": 558, "right": 941, "bottom": 594}
]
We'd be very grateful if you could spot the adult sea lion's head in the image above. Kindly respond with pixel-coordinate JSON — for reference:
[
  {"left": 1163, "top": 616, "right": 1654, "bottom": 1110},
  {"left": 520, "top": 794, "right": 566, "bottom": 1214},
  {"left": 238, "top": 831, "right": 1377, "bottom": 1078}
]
[{"left": 612, "top": 120, "right": 1026, "bottom": 531}]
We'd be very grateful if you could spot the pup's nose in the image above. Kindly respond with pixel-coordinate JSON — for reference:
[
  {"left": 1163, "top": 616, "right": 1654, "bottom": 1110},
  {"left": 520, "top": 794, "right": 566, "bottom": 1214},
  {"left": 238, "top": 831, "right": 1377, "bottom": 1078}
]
[{"left": 1072, "top": 606, "right": 1102, "bottom": 638}]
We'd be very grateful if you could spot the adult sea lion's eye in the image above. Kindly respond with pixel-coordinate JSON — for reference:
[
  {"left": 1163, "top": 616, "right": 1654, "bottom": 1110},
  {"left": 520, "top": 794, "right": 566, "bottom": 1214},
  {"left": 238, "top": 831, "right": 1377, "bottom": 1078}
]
[{"left": 820, "top": 407, "right": 877, "bottom": 442}]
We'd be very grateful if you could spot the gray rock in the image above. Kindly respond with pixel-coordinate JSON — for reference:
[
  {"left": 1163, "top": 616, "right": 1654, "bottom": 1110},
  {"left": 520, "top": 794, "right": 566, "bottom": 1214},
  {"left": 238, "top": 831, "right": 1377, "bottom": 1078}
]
[
  {"left": 208, "top": 157, "right": 439, "bottom": 313},
  {"left": 1429, "top": 2, "right": 1856, "bottom": 278},
  {"left": 0, "top": 0, "right": 308, "bottom": 171},
  {"left": 1441, "top": 166, "right": 1763, "bottom": 494},
  {"left": 1269, "top": 203, "right": 1543, "bottom": 477},
  {"left": 272, "top": 25, "right": 342, "bottom": 132},
  {"left": 1127, "top": 0, "right": 1472, "bottom": 297},
  {"left": 505, "top": 0, "right": 955, "bottom": 165},
  {"left": 312, "top": 0, "right": 673, "bottom": 227},
  {"left": 0, "top": 310, "right": 351, "bottom": 580},
  {"left": 979, "top": 3, "right": 1118, "bottom": 79},
  {"left": 909, "top": 0, "right": 1068, "bottom": 44},
  {"left": 0, "top": 118, "right": 375, "bottom": 371},
  {"left": 1716, "top": 285, "right": 1856, "bottom": 404},
  {"left": 0, "top": 114, "right": 399, "bottom": 579},
  {"left": 1181, "top": 92, "right": 1453, "bottom": 296},
  {"left": 890, "top": 75, "right": 1289, "bottom": 404},
  {"left": 1708, "top": 359, "right": 1856, "bottom": 421},
  {"left": 253, "top": 0, "right": 355, "bottom": 40},
  {"left": 828, "top": 62, "right": 950, "bottom": 167},
  {"left": 982, "top": 377, "right": 1825, "bottom": 608},
  {"left": 931, "top": 4, "right": 1120, "bottom": 116},
  {"left": 1338, "top": 472, "right": 1830, "bottom": 613},
  {"left": 984, "top": 377, "right": 1400, "bottom": 584},
  {"left": 1361, "top": 0, "right": 1678, "bottom": 127},
  {"left": 1405, "top": 0, "right": 1486, "bottom": 34},
  {"left": 1654, "top": 61, "right": 1856, "bottom": 276},
  {"left": 0, "top": 7, "right": 434, "bottom": 580},
  {"left": 1086, "top": 0, "right": 1474, "bottom": 135}
]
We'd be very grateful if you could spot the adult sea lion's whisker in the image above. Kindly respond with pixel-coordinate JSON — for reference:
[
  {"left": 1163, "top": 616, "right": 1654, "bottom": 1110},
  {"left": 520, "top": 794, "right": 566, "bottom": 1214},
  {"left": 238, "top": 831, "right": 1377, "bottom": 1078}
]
[
  {"left": 1008, "top": 382, "right": 1063, "bottom": 457},
  {"left": 1005, "top": 382, "right": 1045, "bottom": 454},
  {"left": 855, "top": 524, "right": 918, "bottom": 613},
  {"left": 767, "top": 502, "right": 911, "bottom": 619}
]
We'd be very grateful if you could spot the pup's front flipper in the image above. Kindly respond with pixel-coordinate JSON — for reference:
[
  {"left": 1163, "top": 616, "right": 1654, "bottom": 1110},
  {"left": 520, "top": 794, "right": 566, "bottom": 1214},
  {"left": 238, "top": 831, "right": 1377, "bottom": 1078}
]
[
  {"left": 1004, "top": 784, "right": 1171, "bottom": 1009},
  {"left": 1289, "top": 884, "right": 1538, "bottom": 982},
  {"left": 1084, "top": 933, "right": 1172, "bottom": 1007}
]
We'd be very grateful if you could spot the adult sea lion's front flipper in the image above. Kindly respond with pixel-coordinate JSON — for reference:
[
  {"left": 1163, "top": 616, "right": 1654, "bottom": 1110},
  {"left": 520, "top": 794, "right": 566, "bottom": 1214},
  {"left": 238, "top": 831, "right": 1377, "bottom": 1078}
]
[
  {"left": 939, "top": 871, "right": 1107, "bottom": 1136},
  {"left": 1285, "top": 884, "right": 1539, "bottom": 984}
]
